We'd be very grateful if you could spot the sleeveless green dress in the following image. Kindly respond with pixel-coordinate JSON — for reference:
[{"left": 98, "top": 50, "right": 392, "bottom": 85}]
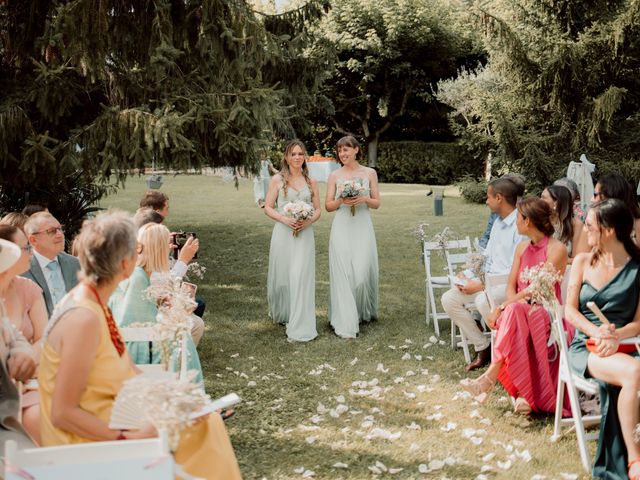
[
  {"left": 267, "top": 185, "right": 317, "bottom": 342},
  {"left": 328, "top": 177, "right": 379, "bottom": 338},
  {"left": 569, "top": 259, "right": 640, "bottom": 480}
]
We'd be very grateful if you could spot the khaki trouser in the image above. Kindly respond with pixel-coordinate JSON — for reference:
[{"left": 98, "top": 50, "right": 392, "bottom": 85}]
[
  {"left": 441, "top": 285, "right": 506, "bottom": 352},
  {"left": 190, "top": 315, "right": 205, "bottom": 347}
]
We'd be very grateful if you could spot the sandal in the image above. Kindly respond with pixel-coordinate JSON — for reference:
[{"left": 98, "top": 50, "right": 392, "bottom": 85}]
[
  {"left": 628, "top": 458, "right": 640, "bottom": 480},
  {"left": 513, "top": 397, "right": 532, "bottom": 416},
  {"left": 460, "top": 374, "right": 495, "bottom": 400},
  {"left": 220, "top": 409, "right": 235, "bottom": 421}
]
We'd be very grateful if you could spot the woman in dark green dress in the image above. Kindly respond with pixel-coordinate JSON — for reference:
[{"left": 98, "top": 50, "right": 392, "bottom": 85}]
[{"left": 565, "top": 199, "right": 640, "bottom": 480}]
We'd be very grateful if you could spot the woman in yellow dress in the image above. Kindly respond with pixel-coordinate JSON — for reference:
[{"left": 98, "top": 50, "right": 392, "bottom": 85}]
[{"left": 38, "top": 210, "right": 242, "bottom": 480}]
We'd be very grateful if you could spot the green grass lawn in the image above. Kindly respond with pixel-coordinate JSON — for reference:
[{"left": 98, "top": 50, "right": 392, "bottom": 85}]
[{"left": 102, "top": 175, "right": 589, "bottom": 479}]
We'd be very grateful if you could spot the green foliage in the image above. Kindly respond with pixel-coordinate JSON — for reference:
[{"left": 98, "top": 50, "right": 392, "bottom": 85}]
[
  {"left": 436, "top": 0, "right": 640, "bottom": 191},
  {"left": 0, "top": 0, "right": 330, "bottom": 218},
  {"left": 311, "top": 0, "right": 482, "bottom": 166},
  {"left": 376, "top": 141, "right": 482, "bottom": 185},
  {"left": 456, "top": 175, "right": 488, "bottom": 204}
]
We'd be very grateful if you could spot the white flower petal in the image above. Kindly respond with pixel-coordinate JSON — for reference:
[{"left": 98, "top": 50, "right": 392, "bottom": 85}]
[
  {"left": 560, "top": 474, "right": 578, "bottom": 480},
  {"left": 429, "top": 459, "right": 445, "bottom": 470},
  {"left": 294, "top": 467, "right": 305, "bottom": 474},
  {"left": 247, "top": 381, "right": 257, "bottom": 387},
  {"left": 302, "top": 470, "right": 315, "bottom": 478},
  {"left": 401, "top": 353, "right": 411, "bottom": 360},
  {"left": 482, "top": 453, "right": 495, "bottom": 462},
  {"left": 418, "top": 464, "right": 429, "bottom": 473},
  {"left": 305, "top": 436, "right": 316, "bottom": 444},
  {"left": 335, "top": 395, "right": 345, "bottom": 403},
  {"left": 375, "top": 461, "right": 388, "bottom": 471},
  {"left": 349, "top": 357, "right": 358, "bottom": 366},
  {"left": 389, "top": 468, "right": 403, "bottom": 474},
  {"left": 497, "top": 460, "right": 512, "bottom": 470},
  {"left": 333, "top": 462, "right": 348, "bottom": 469},
  {"left": 429, "top": 336, "right": 438, "bottom": 343},
  {"left": 368, "top": 466, "right": 382, "bottom": 474}
]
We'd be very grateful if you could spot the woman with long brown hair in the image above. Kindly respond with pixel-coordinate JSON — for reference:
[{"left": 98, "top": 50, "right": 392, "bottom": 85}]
[
  {"left": 461, "top": 197, "right": 568, "bottom": 415},
  {"left": 325, "top": 136, "right": 380, "bottom": 338},
  {"left": 264, "top": 140, "right": 320, "bottom": 342}
]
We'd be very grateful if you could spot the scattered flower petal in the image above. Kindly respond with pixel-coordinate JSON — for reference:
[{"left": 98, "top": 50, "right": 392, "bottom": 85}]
[
  {"left": 333, "top": 462, "right": 348, "bottom": 469},
  {"left": 349, "top": 357, "right": 358, "bottom": 366}
]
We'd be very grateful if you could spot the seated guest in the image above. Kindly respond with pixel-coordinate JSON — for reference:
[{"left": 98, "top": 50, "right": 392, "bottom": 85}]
[
  {"left": 541, "top": 185, "right": 588, "bottom": 260},
  {"left": 461, "top": 197, "right": 569, "bottom": 415},
  {"left": 0, "top": 226, "right": 48, "bottom": 443},
  {"left": 22, "top": 213, "right": 80, "bottom": 317},
  {"left": 21, "top": 204, "right": 48, "bottom": 217},
  {"left": 0, "top": 238, "right": 38, "bottom": 450},
  {"left": 565, "top": 199, "right": 640, "bottom": 480},
  {"left": 139, "top": 190, "right": 169, "bottom": 218},
  {"left": 138, "top": 192, "right": 206, "bottom": 321},
  {"left": 554, "top": 177, "right": 585, "bottom": 221},
  {"left": 0, "top": 212, "right": 29, "bottom": 232},
  {"left": 594, "top": 173, "right": 640, "bottom": 242},
  {"left": 478, "top": 173, "right": 525, "bottom": 249},
  {"left": 109, "top": 223, "right": 204, "bottom": 380},
  {"left": 133, "top": 207, "right": 164, "bottom": 228},
  {"left": 442, "top": 177, "right": 528, "bottom": 370},
  {"left": 38, "top": 211, "right": 242, "bottom": 479}
]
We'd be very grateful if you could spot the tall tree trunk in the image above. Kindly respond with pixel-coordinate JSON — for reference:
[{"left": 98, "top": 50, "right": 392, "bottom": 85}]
[{"left": 367, "top": 135, "right": 379, "bottom": 167}]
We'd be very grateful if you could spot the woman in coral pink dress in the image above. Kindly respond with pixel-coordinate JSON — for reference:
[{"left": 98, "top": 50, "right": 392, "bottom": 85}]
[{"left": 461, "top": 197, "right": 569, "bottom": 415}]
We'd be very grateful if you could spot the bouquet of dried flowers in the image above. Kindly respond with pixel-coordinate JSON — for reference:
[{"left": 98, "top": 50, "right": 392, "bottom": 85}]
[
  {"left": 283, "top": 200, "right": 315, "bottom": 236},
  {"left": 145, "top": 274, "right": 197, "bottom": 369},
  {"left": 337, "top": 178, "right": 367, "bottom": 215},
  {"left": 519, "top": 262, "right": 563, "bottom": 308},
  {"left": 115, "top": 371, "right": 210, "bottom": 450}
]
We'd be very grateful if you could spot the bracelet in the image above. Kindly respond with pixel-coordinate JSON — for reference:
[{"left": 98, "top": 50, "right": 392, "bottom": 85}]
[{"left": 116, "top": 429, "right": 127, "bottom": 440}]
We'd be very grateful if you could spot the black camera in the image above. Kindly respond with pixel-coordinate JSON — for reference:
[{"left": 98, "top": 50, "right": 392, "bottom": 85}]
[{"left": 170, "top": 231, "right": 197, "bottom": 260}]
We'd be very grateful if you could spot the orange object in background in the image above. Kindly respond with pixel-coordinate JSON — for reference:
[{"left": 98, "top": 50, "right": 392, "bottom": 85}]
[{"left": 308, "top": 156, "right": 336, "bottom": 162}]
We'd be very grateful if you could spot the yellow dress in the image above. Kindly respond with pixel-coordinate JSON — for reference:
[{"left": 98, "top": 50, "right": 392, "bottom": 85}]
[{"left": 39, "top": 296, "right": 242, "bottom": 480}]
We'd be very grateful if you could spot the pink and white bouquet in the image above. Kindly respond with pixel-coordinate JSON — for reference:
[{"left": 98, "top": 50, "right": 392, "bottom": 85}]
[
  {"left": 283, "top": 200, "right": 315, "bottom": 237},
  {"left": 337, "top": 178, "right": 367, "bottom": 216},
  {"left": 519, "top": 261, "right": 563, "bottom": 308}
]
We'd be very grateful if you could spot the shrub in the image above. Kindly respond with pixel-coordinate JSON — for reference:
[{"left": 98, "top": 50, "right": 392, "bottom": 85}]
[
  {"left": 457, "top": 175, "right": 488, "bottom": 204},
  {"left": 376, "top": 141, "right": 482, "bottom": 185}
]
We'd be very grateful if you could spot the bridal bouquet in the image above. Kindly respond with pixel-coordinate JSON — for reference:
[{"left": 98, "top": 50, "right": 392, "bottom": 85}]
[
  {"left": 283, "top": 200, "right": 315, "bottom": 237},
  {"left": 337, "top": 178, "right": 367, "bottom": 216},
  {"left": 519, "top": 261, "right": 563, "bottom": 308},
  {"left": 145, "top": 274, "right": 197, "bottom": 368}
]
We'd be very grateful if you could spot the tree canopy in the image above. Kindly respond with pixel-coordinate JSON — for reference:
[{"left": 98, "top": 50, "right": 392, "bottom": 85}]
[
  {"left": 311, "top": 0, "right": 481, "bottom": 166},
  {"left": 0, "top": 0, "right": 329, "bottom": 222},
  {"left": 437, "top": 0, "right": 640, "bottom": 189}
]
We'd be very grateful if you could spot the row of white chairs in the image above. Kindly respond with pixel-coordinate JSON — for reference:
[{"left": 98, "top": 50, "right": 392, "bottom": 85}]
[{"left": 423, "top": 237, "right": 640, "bottom": 473}]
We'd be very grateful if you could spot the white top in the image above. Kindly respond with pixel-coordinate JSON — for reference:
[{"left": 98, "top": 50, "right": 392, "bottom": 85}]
[{"left": 484, "top": 209, "right": 527, "bottom": 275}]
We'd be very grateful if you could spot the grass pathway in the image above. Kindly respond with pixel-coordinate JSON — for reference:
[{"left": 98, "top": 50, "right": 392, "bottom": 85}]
[{"left": 103, "top": 175, "right": 588, "bottom": 479}]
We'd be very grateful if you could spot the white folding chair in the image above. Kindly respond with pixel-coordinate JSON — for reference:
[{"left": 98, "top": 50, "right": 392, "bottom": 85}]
[
  {"left": 4, "top": 430, "right": 173, "bottom": 480},
  {"left": 549, "top": 305, "right": 601, "bottom": 472},
  {"left": 120, "top": 328, "right": 189, "bottom": 379},
  {"left": 550, "top": 304, "right": 640, "bottom": 472},
  {"left": 423, "top": 237, "right": 472, "bottom": 337}
]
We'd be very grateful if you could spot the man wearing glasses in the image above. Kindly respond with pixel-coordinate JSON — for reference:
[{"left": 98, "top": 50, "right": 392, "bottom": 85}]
[{"left": 21, "top": 212, "right": 80, "bottom": 317}]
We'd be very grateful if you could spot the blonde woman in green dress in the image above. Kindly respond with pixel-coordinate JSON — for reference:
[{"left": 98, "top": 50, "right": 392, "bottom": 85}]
[
  {"left": 325, "top": 136, "right": 380, "bottom": 338},
  {"left": 264, "top": 140, "right": 320, "bottom": 342}
]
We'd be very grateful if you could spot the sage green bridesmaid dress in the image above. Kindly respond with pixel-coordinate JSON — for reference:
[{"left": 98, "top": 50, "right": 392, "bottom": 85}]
[
  {"left": 328, "top": 177, "right": 379, "bottom": 338},
  {"left": 267, "top": 185, "right": 318, "bottom": 342}
]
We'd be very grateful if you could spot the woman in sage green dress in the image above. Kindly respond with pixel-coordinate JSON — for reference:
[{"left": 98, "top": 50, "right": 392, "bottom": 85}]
[
  {"left": 325, "top": 136, "right": 380, "bottom": 338},
  {"left": 264, "top": 140, "right": 320, "bottom": 342},
  {"left": 565, "top": 199, "right": 640, "bottom": 480}
]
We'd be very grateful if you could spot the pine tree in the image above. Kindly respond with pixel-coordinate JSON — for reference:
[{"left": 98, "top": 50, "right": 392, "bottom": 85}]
[{"left": 0, "top": 0, "right": 328, "bottom": 232}]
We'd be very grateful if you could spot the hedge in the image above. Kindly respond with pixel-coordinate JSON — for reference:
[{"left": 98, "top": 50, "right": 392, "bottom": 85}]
[{"left": 376, "top": 141, "right": 482, "bottom": 185}]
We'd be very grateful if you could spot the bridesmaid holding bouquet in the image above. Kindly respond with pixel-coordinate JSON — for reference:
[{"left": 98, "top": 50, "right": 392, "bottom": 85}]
[
  {"left": 325, "top": 135, "right": 380, "bottom": 338},
  {"left": 264, "top": 140, "right": 320, "bottom": 342}
]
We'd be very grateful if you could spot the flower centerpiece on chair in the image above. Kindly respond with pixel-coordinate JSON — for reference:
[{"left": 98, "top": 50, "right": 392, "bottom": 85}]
[{"left": 145, "top": 274, "right": 197, "bottom": 369}]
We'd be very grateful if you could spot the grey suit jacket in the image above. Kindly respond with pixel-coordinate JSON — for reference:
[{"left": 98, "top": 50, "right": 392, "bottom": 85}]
[
  {"left": 0, "top": 319, "right": 36, "bottom": 451},
  {"left": 21, "top": 252, "right": 81, "bottom": 317}
]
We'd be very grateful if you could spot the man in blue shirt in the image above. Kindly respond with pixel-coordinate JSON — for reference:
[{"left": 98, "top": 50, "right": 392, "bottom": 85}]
[{"left": 441, "top": 178, "right": 527, "bottom": 370}]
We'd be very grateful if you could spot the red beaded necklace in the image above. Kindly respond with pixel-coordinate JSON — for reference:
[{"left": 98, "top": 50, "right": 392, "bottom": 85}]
[{"left": 83, "top": 282, "right": 125, "bottom": 356}]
